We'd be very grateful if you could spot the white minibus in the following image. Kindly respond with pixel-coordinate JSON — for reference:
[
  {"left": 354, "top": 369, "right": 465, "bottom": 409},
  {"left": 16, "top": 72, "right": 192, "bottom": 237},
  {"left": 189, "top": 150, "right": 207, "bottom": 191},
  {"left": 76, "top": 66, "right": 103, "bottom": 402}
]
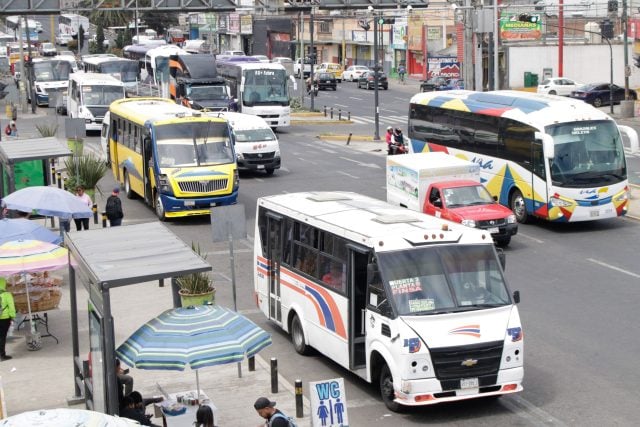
[{"left": 67, "top": 72, "right": 125, "bottom": 131}]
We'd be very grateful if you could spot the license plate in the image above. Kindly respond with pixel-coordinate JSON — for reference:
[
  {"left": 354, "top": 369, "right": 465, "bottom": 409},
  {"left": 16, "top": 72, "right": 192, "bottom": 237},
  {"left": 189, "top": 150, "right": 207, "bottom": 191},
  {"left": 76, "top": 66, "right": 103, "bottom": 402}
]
[
  {"left": 257, "top": 165, "right": 265, "bottom": 169},
  {"left": 590, "top": 210, "right": 600, "bottom": 218},
  {"left": 487, "top": 227, "right": 499, "bottom": 234},
  {"left": 184, "top": 200, "right": 195, "bottom": 207},
  {"left": 460, "top": 378, "right": 479, "bottom": 389}
]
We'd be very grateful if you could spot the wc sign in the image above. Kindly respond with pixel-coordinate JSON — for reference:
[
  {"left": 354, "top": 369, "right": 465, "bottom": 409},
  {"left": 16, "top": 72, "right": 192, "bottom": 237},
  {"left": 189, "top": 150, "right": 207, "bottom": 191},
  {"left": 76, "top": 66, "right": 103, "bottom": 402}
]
[{"left": 309, "top": 377, "right": 349, "bottom": 427}]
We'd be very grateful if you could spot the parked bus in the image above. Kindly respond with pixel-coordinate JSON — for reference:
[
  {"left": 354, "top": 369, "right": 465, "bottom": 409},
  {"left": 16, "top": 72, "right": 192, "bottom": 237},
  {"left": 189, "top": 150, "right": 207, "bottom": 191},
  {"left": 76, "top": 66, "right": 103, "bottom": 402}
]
[
  {"left": 254, "top": 191, "right": 523, "bottom": 411},
  {"left": 5, "top": 16, "right": 40, "bottom": 41},
  {"left": 408, "top": 90, "right": 638, "bottom": 223},
  {"left": 67, "top": 72, "right": 125, "bottom": 131},
  {"left": 82, "top": 55, "right": 139, "bottom": 88},
  {"left": 59, "top": 13, "right": 90, "bottom": 37},
  {"left": 216, "top": 60, "right": 291, "bottom": 128},
  {"left": 107, "top": 98, "right": 238, "bottom": 220},
  {"left": 29, "top": 57, "right": 75, "bottom": 106}
]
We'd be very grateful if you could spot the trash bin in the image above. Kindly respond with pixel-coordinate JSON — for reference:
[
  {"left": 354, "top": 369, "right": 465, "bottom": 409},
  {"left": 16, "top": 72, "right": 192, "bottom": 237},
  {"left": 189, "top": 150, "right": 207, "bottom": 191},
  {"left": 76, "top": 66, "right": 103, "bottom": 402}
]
[{"left": 524, "top": 72, "right": 532, "bottom": 87}]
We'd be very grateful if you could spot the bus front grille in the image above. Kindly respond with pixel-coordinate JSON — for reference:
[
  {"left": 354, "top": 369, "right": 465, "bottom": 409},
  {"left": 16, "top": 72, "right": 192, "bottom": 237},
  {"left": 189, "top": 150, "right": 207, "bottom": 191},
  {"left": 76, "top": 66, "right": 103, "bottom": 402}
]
[
  {"left": 430, "top": 341, "right": 503, "bottom": 381},
  {"left": 178, "top": 179, "right": 228, "bottom": 193}
]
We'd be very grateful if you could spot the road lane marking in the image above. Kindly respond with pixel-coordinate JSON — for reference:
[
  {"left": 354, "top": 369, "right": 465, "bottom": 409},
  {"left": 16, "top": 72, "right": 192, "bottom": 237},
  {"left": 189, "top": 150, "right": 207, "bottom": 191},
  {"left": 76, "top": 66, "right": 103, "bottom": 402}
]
[
  {"left": 500, "top": 394, "right": 569, "bottom": 427},
  {"left": 339, "top": 156, "right": 381, "bottom": 168},
  {"left": 517, "top": 232, "right": 544, "bottom": 244},
  {"left": 321, "top": 148, "right": 337, "bottom": 154},
  {"left": 587, "top": 258, "right": 640, "bottom": 278},
  {"left": 349, "top": 97, "right": 363, "bottom": 100},
  {"left": 338, "top": 170, "right": 359, "bottom": 179},
  {"left": 335, "top": 103, "right": 349, "bottom": 107}
]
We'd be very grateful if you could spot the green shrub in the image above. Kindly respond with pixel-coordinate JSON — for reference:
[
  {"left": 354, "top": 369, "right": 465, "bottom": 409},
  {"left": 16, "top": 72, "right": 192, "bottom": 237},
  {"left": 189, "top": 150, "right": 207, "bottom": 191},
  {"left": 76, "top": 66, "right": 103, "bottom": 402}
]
[
  {"left": 64, "top": 153, "right": 108, "bottom": 195},
  {"left": 35, "top": 123, "right": 58, "bottom": 137}
]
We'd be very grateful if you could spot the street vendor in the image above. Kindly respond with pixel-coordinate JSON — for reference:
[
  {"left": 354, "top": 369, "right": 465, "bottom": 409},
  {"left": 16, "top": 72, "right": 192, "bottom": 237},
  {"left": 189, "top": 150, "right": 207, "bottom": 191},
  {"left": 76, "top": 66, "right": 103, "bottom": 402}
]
[{"left": 0, "top": 276, "right": 16, "bottom": 361}]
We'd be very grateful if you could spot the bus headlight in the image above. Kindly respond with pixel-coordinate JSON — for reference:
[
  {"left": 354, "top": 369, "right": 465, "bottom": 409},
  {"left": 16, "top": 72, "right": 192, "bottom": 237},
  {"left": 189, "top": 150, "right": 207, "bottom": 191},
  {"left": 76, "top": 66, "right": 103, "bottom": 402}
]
[
  {"left": 461, "top": 219, "right": 476, "bottom": 228},
  {"left": 236, "top": 152, "right": 244, "bottom": 160},
  {"left": 233, "top": 169, "right": 239, "bottom": 191},
  {"left": 507, "top": 214, "right": 517, "bottom": 224},
  {"left": 550, "top": 196, "right": 574, "bottom": 207},
  {"left": 614, "top": 189, "right": 630, "bottom": 203},
  {"left": 158, "top": 174, "right": 171, "bottom": 192}
]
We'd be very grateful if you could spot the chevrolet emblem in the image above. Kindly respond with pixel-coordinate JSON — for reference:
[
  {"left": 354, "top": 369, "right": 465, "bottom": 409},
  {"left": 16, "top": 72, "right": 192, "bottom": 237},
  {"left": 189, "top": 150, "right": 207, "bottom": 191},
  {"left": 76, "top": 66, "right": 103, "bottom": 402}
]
[{"left": 461, "top": 358, "right": 478, "bottom": 367}]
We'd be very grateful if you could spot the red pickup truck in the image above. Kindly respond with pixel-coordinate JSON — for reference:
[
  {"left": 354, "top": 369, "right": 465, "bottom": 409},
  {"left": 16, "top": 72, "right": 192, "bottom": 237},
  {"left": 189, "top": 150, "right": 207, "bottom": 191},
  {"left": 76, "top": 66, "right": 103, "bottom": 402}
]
[{"left": 422, "top": 180, "right": 518, "bottom": 246}]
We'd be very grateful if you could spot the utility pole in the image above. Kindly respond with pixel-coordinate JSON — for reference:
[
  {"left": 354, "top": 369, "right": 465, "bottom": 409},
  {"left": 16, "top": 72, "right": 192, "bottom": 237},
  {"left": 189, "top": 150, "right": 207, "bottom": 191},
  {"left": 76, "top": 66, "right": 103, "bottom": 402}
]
[
  {"left": 23, "top": 16, "right": 36, "bottom": 114},
  {"left": 463, "top": 0, "right": 474, "bottom": 90},
  {"left": 310, "top": 7, "right": 315, "bottom": 111},
  {"left": 622, "top": 0, "right": 629, "bottom": 99},
  {"left": 373, "top": 12, "right": 380, "bottom": 140},
  {"left": 493, "top": 0, "right": 500, "bottom": 90},
  {"left": 299, "top": 12, "right": 305, "bottom": 105}
]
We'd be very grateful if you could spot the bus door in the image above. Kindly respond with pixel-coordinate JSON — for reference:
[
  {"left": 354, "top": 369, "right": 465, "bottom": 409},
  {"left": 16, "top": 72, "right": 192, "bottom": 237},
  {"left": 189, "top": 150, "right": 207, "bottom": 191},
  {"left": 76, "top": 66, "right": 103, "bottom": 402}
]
[
  {"left": 110, "top": 115, "right": 120, "bottom": 182},
  {"left": 531, "top": 138, "right": 548, "bottom": 218},
  {"left": 266, "top": 213, "right": 283, "bottom": 324},
  {"left": 143, "top": 132, "right": 154, "bottom": 205},
  {"left": 347, "top": 245, "right": 370, "bottom": 370}
]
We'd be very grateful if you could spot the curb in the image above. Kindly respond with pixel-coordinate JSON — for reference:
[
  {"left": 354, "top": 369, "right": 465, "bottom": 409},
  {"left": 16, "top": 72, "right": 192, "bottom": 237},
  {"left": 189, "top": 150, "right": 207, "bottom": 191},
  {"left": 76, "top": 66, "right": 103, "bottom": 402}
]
[
  {"left": 292, "top": 120, "right": 353, "bottom": 126},
  {"left": 318, "top": 134, "right": 378, "bottom": 142}
]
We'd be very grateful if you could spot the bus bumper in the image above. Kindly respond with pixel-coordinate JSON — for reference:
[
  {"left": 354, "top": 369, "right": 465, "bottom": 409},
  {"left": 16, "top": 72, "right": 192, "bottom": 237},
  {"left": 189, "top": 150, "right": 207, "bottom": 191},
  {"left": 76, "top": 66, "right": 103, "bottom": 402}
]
[
  {"left": 394, "top": 367, "right": 523, "bottom": 406},
  {"left": 237, "top": 156, "right": 281, "bottom": 172},
  {"left": 160, "top": 190, "right": 239, "bottom": 218}
]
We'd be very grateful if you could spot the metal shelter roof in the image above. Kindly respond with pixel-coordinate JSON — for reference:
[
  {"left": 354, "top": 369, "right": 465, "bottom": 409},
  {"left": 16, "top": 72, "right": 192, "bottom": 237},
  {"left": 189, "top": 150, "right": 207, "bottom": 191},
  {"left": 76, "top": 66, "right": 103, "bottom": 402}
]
[
  {"left": 0, "top": 137, "right": 72, "bottom": 164},
  {"left": 65, "top": 221, "right": 212, "bottom": 289}
]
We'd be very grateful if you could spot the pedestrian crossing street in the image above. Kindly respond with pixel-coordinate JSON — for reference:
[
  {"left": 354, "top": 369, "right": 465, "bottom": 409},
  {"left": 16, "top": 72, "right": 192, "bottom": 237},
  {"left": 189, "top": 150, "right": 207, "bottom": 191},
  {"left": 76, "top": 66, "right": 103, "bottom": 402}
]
[{"left": 349, "top": 114, "right": 407, "bottom": 125}]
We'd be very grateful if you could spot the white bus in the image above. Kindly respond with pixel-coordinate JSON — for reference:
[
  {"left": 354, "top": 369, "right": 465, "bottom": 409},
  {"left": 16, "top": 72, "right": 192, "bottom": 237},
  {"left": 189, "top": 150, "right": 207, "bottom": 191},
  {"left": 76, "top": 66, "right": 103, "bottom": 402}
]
[
  {"left": 216, "top": 60, "right": 291, "bottom": 128},
  {"left": 408, "top": 90, "right": 639, "bottom": 223},
  {"left": 143, "top": 44, "right": 187, "bottom": 87},
  {"left": 254, "top": 191, "right": 524, "bottom": 411},
  {"left": 82, "top": 55, "right": 139, "bottom": 88},
  {"left": 59, "top": 14, "right": 90, "bottom": 37},
  {"left": 5, "top": 16, "right": 39, "bottom": 41},
  {"left": 30, "top": 57, "right": 76, "bottom": 106},
  {"left": 67, "top": 72, "right": 125, "bottom": 131}
]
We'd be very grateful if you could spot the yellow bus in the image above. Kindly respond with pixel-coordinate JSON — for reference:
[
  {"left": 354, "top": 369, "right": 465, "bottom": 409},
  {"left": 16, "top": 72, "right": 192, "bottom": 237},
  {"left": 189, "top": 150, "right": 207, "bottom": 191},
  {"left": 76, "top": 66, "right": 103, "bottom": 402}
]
[{"left": 107, "top": 97, "right": 238, "bottom": 220}]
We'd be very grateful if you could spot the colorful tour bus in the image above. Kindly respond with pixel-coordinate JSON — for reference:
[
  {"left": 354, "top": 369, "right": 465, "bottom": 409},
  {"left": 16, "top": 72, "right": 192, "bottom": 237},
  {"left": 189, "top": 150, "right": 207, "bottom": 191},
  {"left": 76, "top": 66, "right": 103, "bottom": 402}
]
[
  {"left": 408, "top": 90, "right": 638, "bottom": 223},
  {"left": 107, "top": 98, "right": 238, "bottom": 220},
  {"left": 254, "top": 191, "right": 524, "bottom": 410}
]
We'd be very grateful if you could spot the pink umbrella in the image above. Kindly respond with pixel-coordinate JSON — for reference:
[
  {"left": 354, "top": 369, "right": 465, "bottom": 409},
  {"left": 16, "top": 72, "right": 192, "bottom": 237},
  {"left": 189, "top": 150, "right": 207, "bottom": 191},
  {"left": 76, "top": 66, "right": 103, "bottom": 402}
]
[{"left": 0, "top": 240, "right": 68, "bottom": 350}]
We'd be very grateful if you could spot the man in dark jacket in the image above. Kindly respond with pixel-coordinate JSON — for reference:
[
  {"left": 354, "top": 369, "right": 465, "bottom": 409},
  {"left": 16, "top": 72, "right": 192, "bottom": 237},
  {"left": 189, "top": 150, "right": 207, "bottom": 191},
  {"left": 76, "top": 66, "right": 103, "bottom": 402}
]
[{"left": 105, "top": 187, "right": 124, "bottom": 226}]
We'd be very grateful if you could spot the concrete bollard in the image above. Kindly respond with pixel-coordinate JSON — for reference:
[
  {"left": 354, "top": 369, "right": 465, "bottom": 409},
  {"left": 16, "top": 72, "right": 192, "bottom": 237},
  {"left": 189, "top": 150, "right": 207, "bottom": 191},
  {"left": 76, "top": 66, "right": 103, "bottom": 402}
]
[
  {"left": 92, "top": 204, "right": 98, "bottom": 224},
  {"left": 248, "top": 356, "right": 255, "bottom": 372},
  {"left": 51, "top": 166, "right": 56, "bottom": 184},
  {"left": 346, "top": 133, "right": 352, "bottom": 146},
  {"left": 323, "top": 105, "right": 327, "bottom": 117},
  {"left": 338, "top": 109, "right": 342, "bottom": 120},
  {"left": 348, "top": 111, "right": 351, "bottom": 121},
  {"left": 270, "top": 357, "right": 278, "bottom": 394},
  {"left": 56, "top": 172, "right": 62, "bottom": 188},
  {"left": 101, "top": 211, "right": 108, "bottom": 228},
  {"left": 330, "top": 107, "right": 333, "bottom": 119},
  {"left": 295, "top": 379, "right": 304, "bottom": 418}
]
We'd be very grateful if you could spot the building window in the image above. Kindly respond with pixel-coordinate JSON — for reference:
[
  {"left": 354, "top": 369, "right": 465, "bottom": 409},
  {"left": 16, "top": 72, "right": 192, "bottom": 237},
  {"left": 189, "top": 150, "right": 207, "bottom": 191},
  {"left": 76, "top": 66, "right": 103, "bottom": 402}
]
[{"left": 318, "top": 21, "right": 331, "bottom": 34}]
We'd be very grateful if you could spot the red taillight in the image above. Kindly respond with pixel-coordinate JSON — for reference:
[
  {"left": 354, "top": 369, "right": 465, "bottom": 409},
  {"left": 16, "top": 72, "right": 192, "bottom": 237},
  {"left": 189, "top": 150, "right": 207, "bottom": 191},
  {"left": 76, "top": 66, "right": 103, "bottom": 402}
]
[{"left": 502, "top": 384, "right": 518, "bottom": 392}]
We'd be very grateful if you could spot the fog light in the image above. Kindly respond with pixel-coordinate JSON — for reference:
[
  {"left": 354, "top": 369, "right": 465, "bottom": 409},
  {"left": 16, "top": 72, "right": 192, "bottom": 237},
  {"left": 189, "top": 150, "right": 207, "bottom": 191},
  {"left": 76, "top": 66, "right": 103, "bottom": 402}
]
[{"left": 502, "top": 384, "right": 518, "bottom": 392}]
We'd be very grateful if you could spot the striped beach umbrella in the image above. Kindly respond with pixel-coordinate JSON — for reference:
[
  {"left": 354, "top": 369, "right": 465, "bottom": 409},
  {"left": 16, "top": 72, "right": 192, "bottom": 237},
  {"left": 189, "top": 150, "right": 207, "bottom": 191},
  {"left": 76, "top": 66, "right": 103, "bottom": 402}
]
[
  {"left": 0, "top": 239, "right": 68, "bottom": 276},
  {"left": 116, "top": 305, "right": 271, "bottom": 392}
]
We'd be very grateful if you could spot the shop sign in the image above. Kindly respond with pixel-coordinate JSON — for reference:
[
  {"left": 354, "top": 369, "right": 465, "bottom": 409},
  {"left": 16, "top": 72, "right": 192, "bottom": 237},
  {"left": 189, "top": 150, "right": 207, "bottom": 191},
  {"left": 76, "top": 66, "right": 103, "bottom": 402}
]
[
  {"left": 499, "top": 12, "right": 542, "bottom": 41},
  {"left": 240, "top": 15, "right": 252, "bottom": 34},
  {"left": 229, "top": 13, "right": 240, "bottom": 34}
]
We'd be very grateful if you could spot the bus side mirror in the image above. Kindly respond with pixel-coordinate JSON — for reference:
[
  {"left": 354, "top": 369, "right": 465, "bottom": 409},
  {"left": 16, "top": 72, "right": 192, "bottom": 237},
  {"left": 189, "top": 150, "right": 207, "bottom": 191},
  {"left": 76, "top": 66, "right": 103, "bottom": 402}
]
[
  {"left": 513, "top": 290, "right": 520, "bottom": 304},
  {"left": 367, "top": 263, "right": 381, "bottom": 286},
  {"left": 496, "top": 247, "right": 506, "bottom": 270},
  {"left": 535, "top": 132, "right": 555, "bottom": 159}
]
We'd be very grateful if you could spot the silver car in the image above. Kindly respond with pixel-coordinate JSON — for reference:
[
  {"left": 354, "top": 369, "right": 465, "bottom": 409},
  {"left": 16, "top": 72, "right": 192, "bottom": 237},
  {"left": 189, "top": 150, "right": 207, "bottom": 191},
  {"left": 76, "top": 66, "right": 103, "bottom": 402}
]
[{"left": 537, "top": 77, "right": 582, "bottom": 96}]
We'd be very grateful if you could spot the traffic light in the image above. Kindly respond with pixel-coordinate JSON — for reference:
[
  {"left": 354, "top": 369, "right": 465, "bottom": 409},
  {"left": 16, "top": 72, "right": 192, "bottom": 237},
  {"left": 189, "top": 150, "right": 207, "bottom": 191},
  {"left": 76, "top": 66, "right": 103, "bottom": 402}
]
[
  {"left": 382, "top": 18, "right": 396, "bottom": 25},
  {"left": 518, "top": 14, "right": 540, "bottom": 24},
  {"left": 600, "top": 19, "right": 614, "bottom": 39},
  {"left": 607, "top": 0, "right": 618, "bottom": 13}
]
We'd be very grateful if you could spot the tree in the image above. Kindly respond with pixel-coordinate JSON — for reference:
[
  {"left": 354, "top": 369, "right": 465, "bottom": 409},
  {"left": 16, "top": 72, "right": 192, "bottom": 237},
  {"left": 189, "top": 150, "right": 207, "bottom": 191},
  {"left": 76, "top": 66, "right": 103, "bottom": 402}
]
[
  {"left": 140, "top": 10, "right": 178, "bottom": 36},
  {"left": 124, "top": 29, "right": 133, "bottom": 47},
  {"left": 116, "top": 31, "right": 125, "bottom": 49},
  {"left": 78, "top": 25, "right": 86, "bottom": 52},
  {"left": 96, "top": 23, "right": 106, "bottom": 54}
]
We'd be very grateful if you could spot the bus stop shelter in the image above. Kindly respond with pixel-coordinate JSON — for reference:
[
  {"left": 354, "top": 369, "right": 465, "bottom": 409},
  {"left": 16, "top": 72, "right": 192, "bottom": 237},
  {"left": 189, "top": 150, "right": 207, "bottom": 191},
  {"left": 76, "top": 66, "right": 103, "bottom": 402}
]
[
  {"left": 0, "top": 137, "right": 72, "bottom": 197},
  {"left": 64, "top": 222, "right": 212, "bottom": 414}
]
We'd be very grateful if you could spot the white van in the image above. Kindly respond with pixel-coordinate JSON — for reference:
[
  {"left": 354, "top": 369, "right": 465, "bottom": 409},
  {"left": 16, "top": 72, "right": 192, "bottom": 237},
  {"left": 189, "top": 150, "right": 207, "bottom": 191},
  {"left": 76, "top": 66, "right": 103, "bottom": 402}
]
[
  {"left": 101, "top": 110, "right": 111, "bottom": 165},
  {"left": 212, "top": 112, "right": 281, "bottom": 175}
]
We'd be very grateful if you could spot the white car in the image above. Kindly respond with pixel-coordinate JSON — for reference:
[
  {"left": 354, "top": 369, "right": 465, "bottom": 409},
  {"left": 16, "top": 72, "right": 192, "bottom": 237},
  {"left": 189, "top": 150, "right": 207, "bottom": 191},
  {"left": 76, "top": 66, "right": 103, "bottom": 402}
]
[
  {"left": 56, "top": 34, "right": 74, "bottom": 46},
  {"left": 39, "top": 42, "right": 57, "bottom": 56},
  {"left": 251, "top": 55, "right": 270, "bottom": 63},
  {"left": 537, "top": 77, "right": 582, "bottom": 96},
  {"left": 222, "top": 50, "right": 245, "bottom": 56},
  {"left": 342, "top": 65, "right": 370, "bottom": 82}
]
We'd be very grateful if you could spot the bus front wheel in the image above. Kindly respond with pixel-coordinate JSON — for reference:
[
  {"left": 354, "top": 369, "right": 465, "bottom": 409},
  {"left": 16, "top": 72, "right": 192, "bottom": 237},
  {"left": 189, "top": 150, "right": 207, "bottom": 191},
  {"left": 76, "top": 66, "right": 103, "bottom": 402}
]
[
  {"left": 510, "top": 189, "right": 529, "bottom": 224},
  {"left": 379, "top": 364, "right": 402, "bottom": 412},
  {"left": 124, "top": 171, "right": 135, "bottom": 199},
  {"left": 291, "top": 314, "right": 310, "bottom": 355},
  {"left": 155, "top": 194, "right": 167, "bottom": 222}
]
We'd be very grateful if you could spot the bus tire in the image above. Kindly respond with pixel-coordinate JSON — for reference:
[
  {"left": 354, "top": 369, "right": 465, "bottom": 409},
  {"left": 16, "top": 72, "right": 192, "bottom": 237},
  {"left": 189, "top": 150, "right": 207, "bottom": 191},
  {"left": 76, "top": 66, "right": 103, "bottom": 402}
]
[
  {"left": 379, "top": 364, "right": 402, "bottom": 412},
  {"left": 495, "top": 236, "right": 511, "bottom": 247},
  {"left": 291, "top": 314, "right": 310, "bottom": 355},
  {"left": 123, "top": 171, "right": 135, "bottom": 199},
  {"left": 265, "top": 168, "right": 275, "bottom": 176},
  {"left": 155, "top": 193, "right": 167, "bottom": 222},
  {"left": 510, "top": 189, "right": 529, "bottom": 224}
]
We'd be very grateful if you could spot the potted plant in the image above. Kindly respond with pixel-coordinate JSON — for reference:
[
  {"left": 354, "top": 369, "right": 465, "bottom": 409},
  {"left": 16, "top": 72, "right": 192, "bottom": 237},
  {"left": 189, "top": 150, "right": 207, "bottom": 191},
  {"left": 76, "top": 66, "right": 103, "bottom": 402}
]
[
  {"left": 177, "top": 242, "right": 215, "bottom": 307},
  {"left": 64, "top": 153, "right": 108, "bottom": 199}
]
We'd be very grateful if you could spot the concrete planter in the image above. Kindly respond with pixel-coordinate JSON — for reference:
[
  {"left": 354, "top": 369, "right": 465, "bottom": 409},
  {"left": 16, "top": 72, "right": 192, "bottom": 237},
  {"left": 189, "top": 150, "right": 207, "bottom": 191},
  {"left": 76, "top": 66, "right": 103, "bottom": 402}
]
[{"left": 620, "top": 100, "right": 635, "bottom": 118}]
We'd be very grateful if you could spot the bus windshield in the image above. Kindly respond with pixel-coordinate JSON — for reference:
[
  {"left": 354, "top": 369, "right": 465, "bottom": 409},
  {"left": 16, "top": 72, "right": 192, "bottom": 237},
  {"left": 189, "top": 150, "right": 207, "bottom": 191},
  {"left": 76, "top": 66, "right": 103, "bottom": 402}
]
[
  {"left": 189, "top": 85, "right": 229, "bottom": 101},
  {"left": 546, "top": 120, "right": 625, "bottom": 186},
  {"left": 101, "top": 62, "right": 139, "bottom": 83},
  {"left": 376, "top": 245, "right": 510, "bottom": 316},
  {"left": 34, "top": 60, "right": 72, "bottom": 82},
  {"left": 82, "top": 85, "right": 123, "bottom": 106},
  {"left": 155, "top": 122, "right": 234, "bottom": 167},
  {"left": 242, "top": 69, "right": 288, "bottom": 106}
]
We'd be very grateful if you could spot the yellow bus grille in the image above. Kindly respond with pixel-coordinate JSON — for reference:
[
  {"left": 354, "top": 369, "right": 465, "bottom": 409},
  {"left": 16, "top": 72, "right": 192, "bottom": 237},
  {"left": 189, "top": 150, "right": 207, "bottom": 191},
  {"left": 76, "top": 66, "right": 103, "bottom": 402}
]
[{"left": 178, "top": 179, "right": 228, "bottom": 193}]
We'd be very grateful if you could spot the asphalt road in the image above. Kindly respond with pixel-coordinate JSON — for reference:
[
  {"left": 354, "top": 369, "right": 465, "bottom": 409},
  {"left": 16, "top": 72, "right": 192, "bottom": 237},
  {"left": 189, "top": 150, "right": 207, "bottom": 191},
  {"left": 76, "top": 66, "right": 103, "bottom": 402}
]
[{"left": 69, "top": 94, "right": 640, "bottom": 425}]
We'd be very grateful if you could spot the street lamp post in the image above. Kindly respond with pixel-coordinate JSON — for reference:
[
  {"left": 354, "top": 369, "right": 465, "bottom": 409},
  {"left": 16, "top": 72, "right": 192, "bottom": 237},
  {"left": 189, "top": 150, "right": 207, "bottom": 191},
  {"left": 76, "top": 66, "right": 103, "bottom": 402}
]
[
  {"left": 604, "top": 35, "right": 613, "bottom": 114},
  {"left": 373, "top": 10, "right": 380, "bottom": 140}
]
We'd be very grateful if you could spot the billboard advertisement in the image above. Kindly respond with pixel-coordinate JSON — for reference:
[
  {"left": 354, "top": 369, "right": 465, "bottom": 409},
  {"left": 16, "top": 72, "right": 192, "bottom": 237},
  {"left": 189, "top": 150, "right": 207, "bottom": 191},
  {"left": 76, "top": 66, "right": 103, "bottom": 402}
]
[{"left": 499, "top": 13, "right": 542, "bottom": 41}]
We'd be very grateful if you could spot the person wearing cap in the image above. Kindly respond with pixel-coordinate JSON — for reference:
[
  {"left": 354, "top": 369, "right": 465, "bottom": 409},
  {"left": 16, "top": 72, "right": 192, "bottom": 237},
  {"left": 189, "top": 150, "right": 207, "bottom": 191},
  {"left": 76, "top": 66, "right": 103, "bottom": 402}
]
[
  {"left": 105, "top": 187, "right": 124, "bottom": 227},
  {"left": 254, "top": 397, "right": 291, "bottom": 427},
  {"left": 0, "top": 277, "right": 16, "bottom": 361}
]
